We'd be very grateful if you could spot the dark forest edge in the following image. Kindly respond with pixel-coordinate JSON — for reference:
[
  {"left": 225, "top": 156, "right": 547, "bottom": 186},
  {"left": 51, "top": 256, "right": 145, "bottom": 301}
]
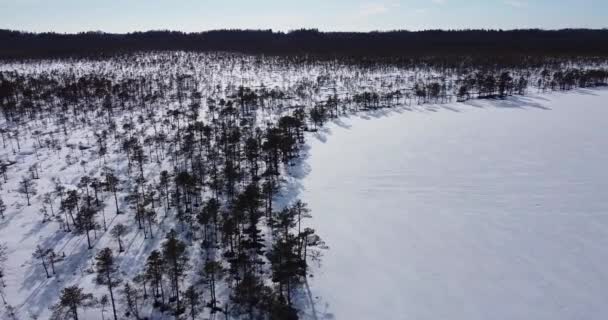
[{"left": 2, "top": 28, "right": 608, "bottom": 61}]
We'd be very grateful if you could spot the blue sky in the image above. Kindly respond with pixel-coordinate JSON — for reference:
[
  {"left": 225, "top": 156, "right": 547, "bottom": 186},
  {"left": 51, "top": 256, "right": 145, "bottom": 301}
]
[{"left": 0, "top": 0, "right": 605, "bottom": 33}]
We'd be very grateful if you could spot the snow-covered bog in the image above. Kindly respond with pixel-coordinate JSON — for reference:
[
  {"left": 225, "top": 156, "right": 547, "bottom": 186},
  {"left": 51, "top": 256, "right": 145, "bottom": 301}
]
[
  {"left": 0, "top": 52, "right": 607, "bottom": 319},
  {"left": 301, "top": 88, "right": 608, "bottom": 320}
]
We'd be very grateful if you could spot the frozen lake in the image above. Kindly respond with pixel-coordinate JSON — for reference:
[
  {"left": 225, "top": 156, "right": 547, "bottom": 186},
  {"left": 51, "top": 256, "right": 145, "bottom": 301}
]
[{"left": 300, "top": 89, "right": 608, "bottom": 320}]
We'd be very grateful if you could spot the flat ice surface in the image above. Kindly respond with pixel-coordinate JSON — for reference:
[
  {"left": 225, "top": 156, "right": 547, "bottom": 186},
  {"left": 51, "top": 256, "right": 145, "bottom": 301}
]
[{"left": 301, "top": 89, "right": 608, "bottom": 320}]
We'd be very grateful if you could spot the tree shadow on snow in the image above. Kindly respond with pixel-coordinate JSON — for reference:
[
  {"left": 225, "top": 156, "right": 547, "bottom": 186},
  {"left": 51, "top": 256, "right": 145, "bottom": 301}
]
[
  {"left": 440, "top": 105, "right": 462, "bottom": 113},
  {"left": 331, "top": 118, "right": 352, "bottom": 130},
  {"left": 310, "top": 126, "right": 332, "bottom": 143},
  {"left": 275, "top": 143, "right": 336, "bottom": 320},
  {"left": 464, "top": 95, "right": 551, "bottom": 110},
  {"left": 18, "top": 233, "right": 95, "bottom": 317},
  {"left": 572, "top": 88, "right": 600, "bottom": 96}
]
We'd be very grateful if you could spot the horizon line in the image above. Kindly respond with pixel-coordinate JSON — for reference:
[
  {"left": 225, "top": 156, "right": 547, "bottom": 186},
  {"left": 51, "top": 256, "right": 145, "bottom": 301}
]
[{"left": 3, "top": 27, "right": 608, "bottom": 36}]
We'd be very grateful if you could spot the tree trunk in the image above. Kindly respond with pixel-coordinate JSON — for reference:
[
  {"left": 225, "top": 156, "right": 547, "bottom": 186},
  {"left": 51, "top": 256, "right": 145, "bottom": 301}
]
[
  {"left": 50, "top": 256, "right": 56, "bottom": 274},
  {"left": 71, "top": 306, "right": 79, "bottom": 320},
  {"left": 86, "top": 229, "right": 92, "bottom": 249},
  {"left": 102, "top": 207, "right": 107, "bottom": 231},
  {"left": 113, "top": 190, "right": 120, "bottom": 214},
  {"left": 107, "top": 271, "right": 118, "bottom": 320},
  {"left": 41, "top": 259, "right": 50, "bottom": 278}
]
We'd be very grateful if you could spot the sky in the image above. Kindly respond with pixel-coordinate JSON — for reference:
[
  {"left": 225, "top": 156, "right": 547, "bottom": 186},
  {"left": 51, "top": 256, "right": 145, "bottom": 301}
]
[{"left": 0, "top": 0, "right": 606, "bottom": 33}]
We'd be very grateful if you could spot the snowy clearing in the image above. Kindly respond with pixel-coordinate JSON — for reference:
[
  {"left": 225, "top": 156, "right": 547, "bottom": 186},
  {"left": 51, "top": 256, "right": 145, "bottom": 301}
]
[{"left": 299, "top": 89, "right": 608, "bottom": 320}]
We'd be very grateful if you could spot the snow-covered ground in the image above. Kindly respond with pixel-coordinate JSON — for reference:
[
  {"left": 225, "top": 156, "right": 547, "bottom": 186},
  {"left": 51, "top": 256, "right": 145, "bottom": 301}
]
[{"left": 300, "top": 89, "right": 608, "bottom": 320}]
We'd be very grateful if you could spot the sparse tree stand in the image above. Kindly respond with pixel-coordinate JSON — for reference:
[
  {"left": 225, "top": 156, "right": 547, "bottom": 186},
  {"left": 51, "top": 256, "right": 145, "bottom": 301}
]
[
  {"left": 95, "top": 248, "right": 120, "bottom": 320},
  {"left": 1, "top": 42, "right": 608, "bottom": 320}
]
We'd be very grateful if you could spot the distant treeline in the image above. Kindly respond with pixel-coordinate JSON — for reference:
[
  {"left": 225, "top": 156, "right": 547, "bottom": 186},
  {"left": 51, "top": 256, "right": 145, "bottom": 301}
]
[{"left": 2, "top": 28, "right": 608, "bottom": 60}]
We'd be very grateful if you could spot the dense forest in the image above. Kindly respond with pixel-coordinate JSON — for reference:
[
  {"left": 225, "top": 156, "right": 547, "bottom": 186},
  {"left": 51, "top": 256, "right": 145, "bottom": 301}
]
[
  {"left": 0, "top": 30, "right": 608, "bottom": 319},
  {"left": 2, "top": 29, "right": 608, "bottom": 61}
]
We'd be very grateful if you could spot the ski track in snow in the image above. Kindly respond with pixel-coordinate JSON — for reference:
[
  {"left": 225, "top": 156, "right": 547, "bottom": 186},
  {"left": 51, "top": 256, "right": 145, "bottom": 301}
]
[{"left": 290, "top": 88, "right": 608, "bottom": 320}]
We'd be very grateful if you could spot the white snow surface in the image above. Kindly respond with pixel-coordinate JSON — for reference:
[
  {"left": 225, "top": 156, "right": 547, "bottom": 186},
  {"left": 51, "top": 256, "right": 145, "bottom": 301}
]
[{"left": 298, "top": 89, "right": 608, "bottom": 320}]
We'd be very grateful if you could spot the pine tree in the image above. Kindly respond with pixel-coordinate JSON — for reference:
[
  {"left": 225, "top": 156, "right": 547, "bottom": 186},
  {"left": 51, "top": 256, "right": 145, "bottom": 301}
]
[
  {"left": 267, "top": 236, "right": 305, "bottom": 306},
  {"left": 18, "top": 176, "right": 37, "bottom": 206},
  {"left": 161, "top": 229, "right": 189, "bottom": 313},
  {"left": 122, "top": 281, "right": 141, "bottom": 319},
  {"left": 60, "top": 190, "right": 79, "bottom": 231},
  {"left": 202, "top": 259, "right": 224, "bottom": 311},
  {"left": 231, "top": 271, "right": 266, "bottom": 319},
  {"left": 99, "top": 295, "right": 109, "bottom": 320},
  {"left": 33, "top": 245, "right": 50, "bottom": 278},
  {"left": 183, "top": 285, "right": 202, "bottom": 320},
  {"left": 43, "top": 192, "right": 55, "bottom": 217},
  {"left": 110, "top": 223, "right": 127, "bottom": 252},
  {"left": 145, "top": 250, "right": 165, "bottom": 306},
  {"left": 47, "top": 249, "right": 57, "bottom": 275},
  {"left": 266, "top": 294, "right": 298, "bottom": 320},
  {"left": 104, "top": 170, "right": 121, "bottom": 214},
  {"left": 89, "top": 177, "right": 102, "bottom": 206},
  {"left": 77, "top": 176, "right": 92, "bottom": 207},
  {"left": 51, "top": 286, "right": 94, "bottom": 320},
  {"left": 95, "top": 247, "right": 120, "bottom": 320},
  {"left": 75, "top": 207, "right": 97, "bottom": 249}
]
